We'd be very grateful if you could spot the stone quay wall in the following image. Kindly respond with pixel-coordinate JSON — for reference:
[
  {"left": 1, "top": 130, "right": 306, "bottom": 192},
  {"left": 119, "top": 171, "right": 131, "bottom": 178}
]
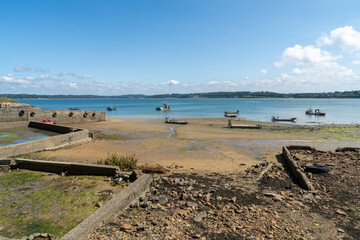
[{"left": 0, "top": 108, "right": 105, "bottom": 124}]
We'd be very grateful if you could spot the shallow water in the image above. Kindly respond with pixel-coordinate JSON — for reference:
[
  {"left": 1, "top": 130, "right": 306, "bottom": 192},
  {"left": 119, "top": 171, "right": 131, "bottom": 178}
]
[
  {"left": 0, "top": 128, "right": 58, "bottom": 146},
  {"left": 19, "top": 98, "right": 360, "bottom": 125}
]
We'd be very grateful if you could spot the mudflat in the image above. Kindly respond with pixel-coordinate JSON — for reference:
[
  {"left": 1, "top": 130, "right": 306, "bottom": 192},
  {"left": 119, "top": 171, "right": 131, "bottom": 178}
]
[{"left": 37, "top": 117, "right": 359, "bottom": 173}]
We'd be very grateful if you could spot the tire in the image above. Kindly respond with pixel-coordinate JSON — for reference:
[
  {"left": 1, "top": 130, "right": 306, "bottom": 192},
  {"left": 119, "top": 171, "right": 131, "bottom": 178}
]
[{"left": 304, "top": 165, "right": 330, "bottom": 173}]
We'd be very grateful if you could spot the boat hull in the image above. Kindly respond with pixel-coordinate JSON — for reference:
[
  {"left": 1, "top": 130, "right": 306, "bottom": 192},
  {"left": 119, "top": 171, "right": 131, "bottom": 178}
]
[
  {"left": 272, "top": 117, "right": 297, "bottom": 122},
  {"left": 165, "top": 118, "right": 188, "bottom": 124}
]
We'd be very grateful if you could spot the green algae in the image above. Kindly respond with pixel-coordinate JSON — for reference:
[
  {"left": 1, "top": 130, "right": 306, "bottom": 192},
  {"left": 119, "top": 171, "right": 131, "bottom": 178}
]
[
  {"left": 272, "top": 124, "right": 360, "bottom": 142},
  {"left": 0, "top": 171, "right": 112, "bottom": 238}
]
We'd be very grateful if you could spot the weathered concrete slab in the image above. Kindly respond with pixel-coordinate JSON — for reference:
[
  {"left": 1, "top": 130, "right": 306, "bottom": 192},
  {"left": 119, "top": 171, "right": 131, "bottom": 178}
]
[
  {"left": 0, "top": 121, "right": 28, "bottom": 130},
  {"left": 0, "top": 129, "right": 90, "bottom": 158},
  {"left": 60, "top": 174, "right": 153, "bottom": 240},
  {"left": 0, "top": 158, "right": 11, "bottom": 165},
  {"left": 13, "top": 159, "right": 119, "bottom": 176},
  {"left": 282, "top": 146, "right": 315, "bottom": 191}
]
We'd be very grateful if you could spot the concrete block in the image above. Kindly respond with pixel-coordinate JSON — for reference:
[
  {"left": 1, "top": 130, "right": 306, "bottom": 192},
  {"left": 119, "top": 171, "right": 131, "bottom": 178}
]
[
  {"left": 0, "top": 158, "right": 11, "bottom": 165},
  {"left": 14, "top": 159, "right": 119, "bottom": 176}
]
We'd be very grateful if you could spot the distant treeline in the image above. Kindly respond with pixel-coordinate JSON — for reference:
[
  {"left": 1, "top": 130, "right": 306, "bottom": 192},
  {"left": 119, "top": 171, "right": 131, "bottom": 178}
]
[{"left": 1, "top": 90, "right": 360, "bottom": 99}]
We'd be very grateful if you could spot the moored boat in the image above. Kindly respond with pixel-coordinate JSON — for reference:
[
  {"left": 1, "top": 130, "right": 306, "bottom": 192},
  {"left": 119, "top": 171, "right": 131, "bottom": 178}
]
[
  {"left": 165, "top": 118, "right": 188, "bottom": 124},
  {"left": 107, "top": 106, "right": 118, "bottom": 111},
  {"left": 272, "top": 116, "right": 297, "bottom": 122},
  {"left": 305, "top": 108, "right": 325, "bottom": 116},
  {"left": 156, "top": 103, "right": 171, "bottom": 111},
  {"left": 224, "top": 110, "right": 239, "bottom": 115},
  {"left": 224, "top": 113, "right": 237, "bottom": 117}
]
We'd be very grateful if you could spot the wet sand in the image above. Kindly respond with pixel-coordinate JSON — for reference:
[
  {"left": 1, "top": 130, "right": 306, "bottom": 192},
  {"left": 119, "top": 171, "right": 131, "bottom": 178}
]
[{"left": 42, "top": 118, "right": 356, "bottom": 174}]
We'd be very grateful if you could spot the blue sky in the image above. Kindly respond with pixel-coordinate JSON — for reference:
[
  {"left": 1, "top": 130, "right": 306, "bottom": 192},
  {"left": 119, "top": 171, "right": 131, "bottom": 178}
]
[{"left": 1, "top": 0, "right": 360, "bottom": 95}]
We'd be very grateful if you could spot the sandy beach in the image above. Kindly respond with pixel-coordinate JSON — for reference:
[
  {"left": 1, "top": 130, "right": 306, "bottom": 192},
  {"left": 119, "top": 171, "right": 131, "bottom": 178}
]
[{"left": 38, "top": 117, "right": 335, "bottom": 174}]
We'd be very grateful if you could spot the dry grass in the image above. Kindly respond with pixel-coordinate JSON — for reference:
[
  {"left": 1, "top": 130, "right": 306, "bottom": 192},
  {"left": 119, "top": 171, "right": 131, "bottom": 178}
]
[{"left": 97, "top": 153, "right": 137, "bottom": 171}]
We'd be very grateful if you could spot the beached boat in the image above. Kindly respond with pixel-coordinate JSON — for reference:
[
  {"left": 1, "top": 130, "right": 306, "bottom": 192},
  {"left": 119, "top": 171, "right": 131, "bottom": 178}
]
[
  {"left": 107, "top": 106, "right": 118, "bottom": 111},
  {"left": 272, "top": 116, "right": 297, "bottom": 122},
  {"left": 156, "top": 103, "right": 171, "bottom": 111},
  {"left": 224, "top": 110, "right": 239, "bottom": 115},
  {"left": 165, "top": 118, "right": 188, "bottom": 125},
  {"left": 228, "top": 120, "right": 262, "bottom": 129},
  {"left": 305, "top": 108, "right": 325, "bottom": 116},
  {"left": 224, "top": 113, "right": 237, "bottom": 117}
]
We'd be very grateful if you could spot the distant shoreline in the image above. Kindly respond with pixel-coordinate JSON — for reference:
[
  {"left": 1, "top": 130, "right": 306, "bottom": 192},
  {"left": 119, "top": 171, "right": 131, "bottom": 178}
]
[
  {"left": 2, "top": 89, "right": 360, "bottom": 99},
  {"left": 13, "top": 97, "right": 360, "bottom": 100}
]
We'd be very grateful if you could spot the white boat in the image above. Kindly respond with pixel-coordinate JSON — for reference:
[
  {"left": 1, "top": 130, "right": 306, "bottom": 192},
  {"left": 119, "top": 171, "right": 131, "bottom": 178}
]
[
  {"left": 305, "top": 108, "right": 325, "bottom": 116},
  {"left": 156, "top": 103, "right": 171, "bottom": 111}
]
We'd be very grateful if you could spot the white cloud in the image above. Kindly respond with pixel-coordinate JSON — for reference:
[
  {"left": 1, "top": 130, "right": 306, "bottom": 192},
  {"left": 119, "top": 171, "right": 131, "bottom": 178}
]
[
  {"left": 81, "top": 74, "right": 92, "bottom": 79},
  {"left": 208, "top": 81, "right": 219, "bottom": 85},
  {"left": 68, "top": 72, "right": 93, "bottom": 79},
  {"left": 273, "top": 62, "right": 284, "bottom": 68},
  {"left": 352, "top": 60, "right": 360, "bottom": 64},
  {"left": 35, "top": 67, "right": 47, "bottom": 72},
  {"left": 0, "top": 74, "right": 30, "bottom": 84},
  {"left": 14, "top": 65, "right": 30, "bottom": 72},
  {"left": 69, "top": 83, "right": 78, "bottom": 88},
  {"left": 162, "top": 80, "right": 180, "bottom": 86},
  {"left": 277, "top": 44, "right": 340, "bottom": 66},
  {"left": 207, "top": 80, "right": 238, "bottom": 87},
  {"left": 260, "top": 69, "right": 267, "bottom": 75},
  {"left": 39, "top": 74, "right": 50, "bottom": 80},
  {"left": 318, "top": 26, "right": 360, "bottom": 53},
  {"left": 242, "top": 61, "right": 359, "bottom": 92}
]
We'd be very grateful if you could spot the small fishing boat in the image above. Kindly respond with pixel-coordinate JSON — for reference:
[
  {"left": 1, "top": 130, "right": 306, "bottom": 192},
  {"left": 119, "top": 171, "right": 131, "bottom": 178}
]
[
  {"left": 42, "top": 119, "right": 55, "bottom": 124},
  {"left": 165, "top": 118, "right": 188, "bottom": 125},
  {"left": 228, "top": 120, "right": 262, "bottom": 129},
  {"left": 224, "top": 113, "right": 237, "bottom": 117},
  {"left": 69, "top": 107, "right": 80, "bottom": 110},
  {"left": 224, "top": 110, "right": 239, "bottom": 115},
  {"left": 272, "top": 116, "right": 297, "bottom": 122},
  {"left": 305, "top": 108, "right": 325, "bottom": 116},
  {"left": 156, "top": 103, "right": 171, "bottom": 111},
  {"left": 107, "top": 106, "right": 118, "bottom": 111}
]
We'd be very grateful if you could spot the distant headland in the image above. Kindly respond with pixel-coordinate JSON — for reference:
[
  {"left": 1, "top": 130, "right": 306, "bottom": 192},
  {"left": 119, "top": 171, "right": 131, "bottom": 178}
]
[{"left": 1, "top": 90, "right": 360, "bottom": 99}]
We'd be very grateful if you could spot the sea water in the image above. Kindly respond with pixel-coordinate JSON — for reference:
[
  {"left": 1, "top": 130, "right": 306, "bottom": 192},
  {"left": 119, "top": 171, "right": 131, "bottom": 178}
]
[{"left": 18, "top": 98, "right": 360, "bottom": 125}]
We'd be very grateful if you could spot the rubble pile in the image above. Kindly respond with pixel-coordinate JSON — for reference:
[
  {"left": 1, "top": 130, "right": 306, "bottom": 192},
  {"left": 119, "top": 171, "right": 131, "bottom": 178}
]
[
  {"left": 85, "top": 147, "right": 360, "bottom": 239},
  {"left": 87, "top": 165, "right": 346, "bottom": 240},
  {"left": 288, "top": 148, "right": 360, "bottom": 237}
]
